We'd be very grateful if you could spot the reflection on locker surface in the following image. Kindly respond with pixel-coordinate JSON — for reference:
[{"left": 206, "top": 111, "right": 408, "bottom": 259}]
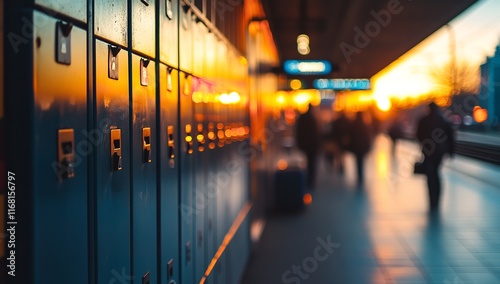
[{"left": 3, "top": 1, "right": 261, "bottom": 283}]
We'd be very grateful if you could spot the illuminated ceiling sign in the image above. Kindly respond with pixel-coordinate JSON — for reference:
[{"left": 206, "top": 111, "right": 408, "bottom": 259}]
[
  {"left": 283, "top": 60, "right": 332, "bottom": 75},
  {"left": 313, "top": 78, "right": 371, "bottom": 90}
]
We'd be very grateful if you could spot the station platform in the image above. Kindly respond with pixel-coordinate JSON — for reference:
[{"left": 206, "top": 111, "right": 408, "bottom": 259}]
[{"left": 241, "top": 135, "right": 500, "bottom": 284}]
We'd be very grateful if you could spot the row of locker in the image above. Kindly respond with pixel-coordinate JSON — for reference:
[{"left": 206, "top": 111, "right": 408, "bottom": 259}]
[
  {"left": 26, "top": 0, "right": 246, "bottom": 79},
  {"left": 4, "top": 1, "right": 251, "bottom": 283}
]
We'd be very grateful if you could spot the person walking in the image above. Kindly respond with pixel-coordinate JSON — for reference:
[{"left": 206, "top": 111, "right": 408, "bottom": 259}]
[
  {"left": 416, "top": 102, "right": 455, "bottom": 212},
  {"left": 295, "top": 104, "right": 321, "bottom": 188},
  {"left": 324, "top": 111, "right": 350, "bottom": 173},
  {"left": 348, "top": 112, "right": 372, "bottom": 185}
]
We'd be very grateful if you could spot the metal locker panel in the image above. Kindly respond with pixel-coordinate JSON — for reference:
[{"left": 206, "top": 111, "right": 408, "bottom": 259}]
[
  {"left": 94, "top": 0, "right": 128, "bottom": 47},
  {"left": 204, "top": 105, "right": 217, "bottom": 277},
  {"left": 95, "top": 40, "right": 131, "bottom": 284},
  {"left": 193, "top": 22, "right": 206, "bottom": 77},
  {"left": 193, "top": 80, "right": 207, "bottom": 282},
  {"left": 179, "top": 71, "right": 195, "bottom": 284},
  {"left": 131, "top": 0, "right": 156, "bottom": 58},
  {"left": 179, "top": 2, "right": 193, "bottom": 73},
  {"left": 35, "top": 0, "right": 86, "bottom": 23},
  {"left": 131, "top": 53, "right": 157, "bottom": 283},
  {"left": 32, "top": 12, "right": 88, "bottom": 283},
  {"left": 160, "top": 0, "right": 179, "bottom": 67},
  {"left": 217, "top": 39, "right": 228, "bottom": 93},
  {"left": 158, "top": 63, "right": 180, "bottom": 284},
  {"left": 205, "top": 31, "right": 217, "bottom": 83}
]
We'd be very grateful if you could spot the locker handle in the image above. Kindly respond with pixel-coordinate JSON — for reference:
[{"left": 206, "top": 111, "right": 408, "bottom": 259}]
[
  {"left": 140, "top": 58, "right": 150, "bottom": 86},
  {"left": 185, "top": 124, "right": 193, "bottom": 155},
  {"left": 167, "top": 126, "right": 175, "bottom": 159},
  {"left": 197, "top": 123, "right": 205, "bottom": 152},
  {"left": 143, "top": 127, "right": 152, "bottom": 163},
  {"left": 108, "top": 45, "right": 121, "bottom": 80},
  {"left": 57, "top": 129, "right": 75, "bottom": 179},
  {"left": 56, "top": 21, "right": 73, "bottom": 65},
  {"left": 111, "top": 129, "right": 123, "bottom": 171},
  {"left": 167, "top": 68, "right": 173, "bottom": 92}
]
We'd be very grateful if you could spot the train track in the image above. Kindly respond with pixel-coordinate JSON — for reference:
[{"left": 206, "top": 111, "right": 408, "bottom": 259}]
[{"left": 455, "top": 140, "right": 500, "bottom": 165}]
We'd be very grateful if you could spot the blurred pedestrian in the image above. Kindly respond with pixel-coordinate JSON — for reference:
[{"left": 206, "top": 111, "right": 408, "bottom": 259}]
[
  {"left": 324, "top": 111, "right": 350, "bottom": 173},
  {"left": 416, "top": 102, "right": 455, "bottom": 212},
  {"left": 388, "top": 118, "right": 404, "bottom": 151},
  {"left": 347, "top": 112, "right": 372, "bottom": 185},
  {"left": 295, "top": 104, "right": 320, "bottom": 188}
]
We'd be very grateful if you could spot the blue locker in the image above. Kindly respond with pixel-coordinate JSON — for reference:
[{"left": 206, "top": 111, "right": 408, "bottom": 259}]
[
  {"left": 131, "top": 0, "right": 156, "bottom": 58},
  {"left": 33, "top": 12, "right": 88, "bottom": 283},
  {"left": 179, "top": 72, "right": 195, "bottom": 284},
  {"left": 95, "top": 40, "right": 132, "bottom": 284},
  {"left": 158, "top": 64, "right": 180, "bottom": 284},
  {"left": 131, "top": 53, "right": 157, "bottom": 283},
  {"left": 194, "top": 82, "right": 207, "bottom": 282}
]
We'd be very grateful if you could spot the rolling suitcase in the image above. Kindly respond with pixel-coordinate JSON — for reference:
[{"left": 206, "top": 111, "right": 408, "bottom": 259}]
[{"left": 274, "top": 166, "right": 306, "bottom": 212}]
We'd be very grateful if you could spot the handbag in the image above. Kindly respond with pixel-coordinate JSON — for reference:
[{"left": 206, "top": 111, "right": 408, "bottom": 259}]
[{"left": 413, "top": 156, "right": 426, "bottom": 175}]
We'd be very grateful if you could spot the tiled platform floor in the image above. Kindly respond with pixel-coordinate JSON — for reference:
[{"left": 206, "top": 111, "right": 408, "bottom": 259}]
[{"left": 241, "top": 136, "right": 500, "bottom": 284}]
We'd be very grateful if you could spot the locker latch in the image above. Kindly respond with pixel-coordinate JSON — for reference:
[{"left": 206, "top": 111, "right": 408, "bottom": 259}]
[
  {"left": 208, "top": 123, "right": 216, "bottom": 150},
  {"left": 56, "top": 21, "right": 73, "bottom": 65},
  {"left": 108, "top": 45, "right": 121, "bottom": 80},
  {"left": 167, "top": 68, "right": 173, "bottom": 92},
  {"left": 217, "top": 123, "right": 225, "bottom": 147},
  {"left": 185, "top": 124, "right": 193, "bottom": 155},
  {"left": 183, "top": 74, "right": 190, "bottom": 95},
  {"left": 140, "top": 58, "right": 150, "bottom": 86},
  {"left": 143, "top": 127, "right": 152, "bottom": 163},
  {"left": 197, "top": 123, "right": 205, "bottom": 152},
  {"left": 110, "top": 129, "right": 122, "bottom": 171},
  {"left": 167, "top": 126, "right": 175, "bottom": 168},
  {"left": 57, "top": 129, "right": 75, "bottom": 179},
  {"left": 141, "top": 0, "right": 150, "bottom": 6}
]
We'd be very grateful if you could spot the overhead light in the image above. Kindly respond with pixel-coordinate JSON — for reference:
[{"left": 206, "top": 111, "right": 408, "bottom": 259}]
[{"left": 297, "top": 34, "right": 310, "bottom": 55}]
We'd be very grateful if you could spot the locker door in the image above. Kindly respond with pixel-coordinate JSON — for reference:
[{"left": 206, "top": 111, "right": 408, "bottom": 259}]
[
  {"left": 160, "top": 0, "right": 179, "bottom": 67},
  {"left": 193, "top": 79, "right": 206, "bottom": 282},
  {"left": 131, "top": 53, "right": 157, "bottom": 283},
  {"left": 95, "top": 0, "right": 128, "bottom": 47},
  {"left": 33, "top": 12, "right": 88, "bottom": 283},
  {"left": 179, "top": 72, "right": 195, "bottom": 284},
  {"left": 95, "top": 40, "right": 131, "bottom": 284},
  {"left": 131, "top": 0, "right": 156, "bottom": 58},
  {"left": 179, "top": 2, "right": 193, "bottom": 73},
  {"left": 35, "top": 0, "right": 87, "bottom": 23},
  {"left": 158, "top": 64, "right": 180, "bottom": 284}
]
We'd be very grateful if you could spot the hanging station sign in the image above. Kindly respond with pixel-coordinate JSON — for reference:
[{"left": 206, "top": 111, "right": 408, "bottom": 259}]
[{"left": 313, "top": 78, "right": 371, "bottom": 90}]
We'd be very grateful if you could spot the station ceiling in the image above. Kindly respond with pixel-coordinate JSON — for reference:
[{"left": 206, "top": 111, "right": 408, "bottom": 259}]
[{"left": 260, "top": 0, "right": 479, "bottom": 80}]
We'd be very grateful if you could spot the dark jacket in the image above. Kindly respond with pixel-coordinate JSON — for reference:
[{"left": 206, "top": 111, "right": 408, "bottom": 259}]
[
  {"left": 347, "top": 113, "right": 372, "bottom": 156},
  {"left": 416, "top": 104, "right": 455, "bottom": 158},
  {"left": 296, "top": 109, "right": 320, "bottom": 153}
]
